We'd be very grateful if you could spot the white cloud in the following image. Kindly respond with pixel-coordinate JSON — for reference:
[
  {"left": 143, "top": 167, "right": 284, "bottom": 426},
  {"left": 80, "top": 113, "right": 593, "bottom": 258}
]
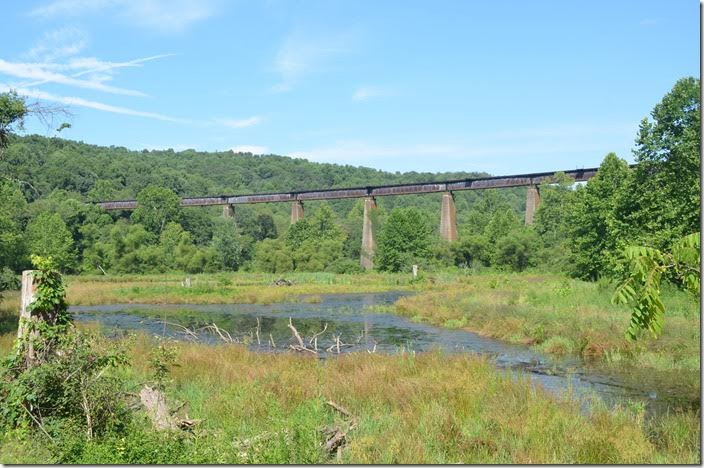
[
  {"left": 288, "top": 141, "right": 463, "bottom": 164},
  {"left": 352, "top": 85, "right": 394, "bottom": 101},
  {"left": 29, "top": 0, "right": 115, "bottom": 18},
  {"left": 69, "top": 54, "right": 176, "bottom": 78},
  {"left": 216, "top": 116, "right": 262, "bottom": 129},
  {"left": 1, "top": 85, "right": 189, "bottom": 123},
  {"left": 25, "top": 26, "right": 88, "bottom": 62},
  {"left": 0, "top": 59, "right": 147, "bottom": 97},
  {"left": 488, "top": 122, "right": 635, "bottom": 140},
  {"left": 231, "top": 145, "right": 269, "bottom": 154},
  {"left": 30, "top": 0, "right": 219, "bottom": 33},
  {"left": 121, "top": 0, "right": 217, "bottom": 33},
  {"left": 270, "top": 30, "right": 355, "bottom": 92},
  {"left": 286, "top": 126, "right": 634, "bottom": 171}
]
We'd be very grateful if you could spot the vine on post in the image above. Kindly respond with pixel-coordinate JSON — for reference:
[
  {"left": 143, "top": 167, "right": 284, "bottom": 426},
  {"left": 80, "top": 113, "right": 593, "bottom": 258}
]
[{"left": 15, "top": 255, "right": 71, "bottom": 369}]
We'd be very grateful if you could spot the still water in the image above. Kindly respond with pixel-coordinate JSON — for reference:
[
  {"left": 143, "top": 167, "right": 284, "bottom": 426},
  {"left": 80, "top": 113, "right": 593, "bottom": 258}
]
[{"left": 70, "top": 291, "right": 698, "bottom": 416}]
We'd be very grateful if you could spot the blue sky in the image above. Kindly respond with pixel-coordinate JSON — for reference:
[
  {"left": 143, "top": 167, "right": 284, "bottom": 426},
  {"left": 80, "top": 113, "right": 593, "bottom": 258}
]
[{"left": 0, "top": 0, "right": 698, "bottom": 175}]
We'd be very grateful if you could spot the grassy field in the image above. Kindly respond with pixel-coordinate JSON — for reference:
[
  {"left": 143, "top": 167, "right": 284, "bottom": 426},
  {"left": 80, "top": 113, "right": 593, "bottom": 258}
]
[
  {"left": 0, "top": 333, "right": 699, "bottom": 464},
  {"left": 388, "top": 273, "right": 700, "bottom": 375},
  {"left": 62, "top": 271, "right": 422, "bottom": 305}
]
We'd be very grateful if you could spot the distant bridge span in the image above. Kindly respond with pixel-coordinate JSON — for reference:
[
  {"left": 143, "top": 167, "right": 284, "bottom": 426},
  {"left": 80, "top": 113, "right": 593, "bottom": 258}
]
[
  {"left": 97, "top": 166, "right": 600, "bottom": 270},
  {"left": 97, "top": 166, "right": 598, "bottom": 211}
]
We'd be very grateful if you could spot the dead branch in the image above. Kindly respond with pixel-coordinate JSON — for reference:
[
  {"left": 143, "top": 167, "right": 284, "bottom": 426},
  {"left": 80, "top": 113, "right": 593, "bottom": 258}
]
[
  {"left": 321, "top": 400, "right": 359, "bottom": 457},
  {"left": 326, "top": 400, "right": 352, "bottom": 418},
  {"left": 288, "top": 318, "right": 305, "bottom": 348},
  {"left": 308, "top": 323, "right": 328, "bottom": 351},
  {"left": 289, "top": 344, "right": 318, "bottom": 354},
  {"left": 269, "top": 333, "right": 276, "bottom": 348},
  {"left": 255, "top": 317, "right": 261, "bottom": 345},
  {"left": 156, "top": 320, "right": 198, "bottom": 341},
  {"left": 201, "top": 323, "right": 235, "bottom": 343},
  {"left": 324, "top": 428, "right": 347, "bottom": 456}
]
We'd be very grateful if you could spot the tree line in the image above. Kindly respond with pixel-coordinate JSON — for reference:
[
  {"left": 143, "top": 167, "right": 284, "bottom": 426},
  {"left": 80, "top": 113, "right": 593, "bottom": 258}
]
[{"left": 0, "top": 77, "right": 699, "bottom": 287}]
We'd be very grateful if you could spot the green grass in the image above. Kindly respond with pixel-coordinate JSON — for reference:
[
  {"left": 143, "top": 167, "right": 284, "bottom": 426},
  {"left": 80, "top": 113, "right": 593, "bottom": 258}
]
[
  {"left": 62, "top": 271, "right": 421, "bottom": 305},
  {"left": 392, "top": 273, "right": 700, "bottom": 374},
  {"left": 0, "top": 335, "right": 699, "bottom": 464},
  {"left": 0, "top": 269, "right": 700, "bottom": 464}
]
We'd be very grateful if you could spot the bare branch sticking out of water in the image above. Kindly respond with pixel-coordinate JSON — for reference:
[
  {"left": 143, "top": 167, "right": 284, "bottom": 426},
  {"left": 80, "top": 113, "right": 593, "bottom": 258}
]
[
  {"left": 201, "top": 323, "right": 235, "bottom": 343},
  {"left": 156, "top": 320, "right": 198, "bottom": 341},
  {"left": 309, "top": 323, "right": 328, "bottom": 351},
  {"left": 288, "top": 318, "right": 305, "bottom": 348},
  {"left": 255, "top": 317, "right": 261, "bottom": 345}
]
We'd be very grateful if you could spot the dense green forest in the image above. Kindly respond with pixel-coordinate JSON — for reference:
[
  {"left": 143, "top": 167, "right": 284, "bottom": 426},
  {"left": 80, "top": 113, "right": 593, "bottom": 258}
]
[{"left": 0, "top": 77, "right": 700, "bottom": 284}]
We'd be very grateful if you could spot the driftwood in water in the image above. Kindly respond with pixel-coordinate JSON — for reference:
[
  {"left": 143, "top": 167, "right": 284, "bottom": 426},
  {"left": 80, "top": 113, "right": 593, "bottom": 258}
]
[{"left": 288, "top": 318, "right": 306, "bottom": 348}]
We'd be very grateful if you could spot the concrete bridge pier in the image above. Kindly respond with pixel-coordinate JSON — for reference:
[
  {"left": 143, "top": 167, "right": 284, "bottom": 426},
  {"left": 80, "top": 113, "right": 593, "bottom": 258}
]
[
  {"left": 439, "top": 191, "right": 458, "bottom": 242},
  {"left": 360, "top": 197, "right": 377, "bottom": 270},
  {"left": 291, "top": 200, "right": 304, "bottom": 224},
  {"left": 222, "top": 204, "right": 234, "bottom": 218},
  {"left": 524, "top": 185, "right": 541, "bottom": 225}
]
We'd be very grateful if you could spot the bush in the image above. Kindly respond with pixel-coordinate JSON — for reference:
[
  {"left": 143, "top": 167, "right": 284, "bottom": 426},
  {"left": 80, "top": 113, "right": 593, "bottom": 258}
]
[
  {"left": 493, "top": 229, "right": 539, "bottom": 272},
  {"left": 0, "top": 256, "right": 130, "bottom": 442},
  {"left": 451, "top": 234, "right": 490, "bottom": 267},
  {"left": 325, "top": 258, "right": 363, "bottom": 274},
  {"left": 0, "top": 267, "right": 19, "bottom": 294}
]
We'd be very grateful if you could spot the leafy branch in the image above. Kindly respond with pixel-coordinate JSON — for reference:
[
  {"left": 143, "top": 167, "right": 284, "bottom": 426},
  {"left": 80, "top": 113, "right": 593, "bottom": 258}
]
[{"left": 612, "top": 232, "right": 699, "bottom": 340}]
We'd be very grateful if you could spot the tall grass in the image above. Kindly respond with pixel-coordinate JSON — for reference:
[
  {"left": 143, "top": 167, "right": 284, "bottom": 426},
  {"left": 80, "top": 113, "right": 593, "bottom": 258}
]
[
  {"left": 393, "top": 273, "right": 700, "bottom": 375},
  {"left": 62, "top": 271, "right": 419, "bottom": 305},
  {"left": 3, "top": 336, "right": 697, "bottom": 464}
]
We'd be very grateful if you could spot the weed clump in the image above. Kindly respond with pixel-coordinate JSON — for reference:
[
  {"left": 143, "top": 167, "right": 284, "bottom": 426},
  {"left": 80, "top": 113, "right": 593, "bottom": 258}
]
[{"left": 536, "top": 336, "right": 575, "bottom": 355}]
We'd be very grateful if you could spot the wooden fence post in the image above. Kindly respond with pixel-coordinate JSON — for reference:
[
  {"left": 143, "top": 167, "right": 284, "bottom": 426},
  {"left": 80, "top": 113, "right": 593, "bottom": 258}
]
[
  {"left": 17, "top": 270, "right": 37, "bottom": 339},
  {"left": 17, "top": 270, "right": 39, "bottom": 365}
]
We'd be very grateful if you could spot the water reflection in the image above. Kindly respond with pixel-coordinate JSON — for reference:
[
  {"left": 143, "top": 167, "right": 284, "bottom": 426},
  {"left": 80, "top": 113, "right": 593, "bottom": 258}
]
[{"left": 70, "top": 291, "right": 699, "bottom": 416}]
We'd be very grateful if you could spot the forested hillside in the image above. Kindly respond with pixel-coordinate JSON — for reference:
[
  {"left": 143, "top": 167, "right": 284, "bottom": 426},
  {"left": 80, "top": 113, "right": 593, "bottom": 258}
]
[
  {"left": 0, "top": 131, "right": 526, "bottom": 275},
  {"left": 0, "top": 77, "right": 699, "bottom": 283}
]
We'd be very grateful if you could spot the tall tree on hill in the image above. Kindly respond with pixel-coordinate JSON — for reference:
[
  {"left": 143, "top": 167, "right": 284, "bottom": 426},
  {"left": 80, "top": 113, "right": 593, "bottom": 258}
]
[
  {"left": 613, "top": 77, "right": 700, "bottom": 251},
  {"left": 0, "top": 91, "right": 26, "bottom": 150},
  {"left": 568, "top": 154, "right": 632, "bottom": 280},
  {"left": 131, "top": 185, "right": 182, "bottom": 235},
  {"left": 26, "top": 212, "right": 77, "bottom": 271}
]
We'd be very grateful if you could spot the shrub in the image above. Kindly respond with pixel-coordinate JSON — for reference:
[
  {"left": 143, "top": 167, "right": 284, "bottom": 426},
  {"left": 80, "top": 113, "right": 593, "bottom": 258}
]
[{"left": 494, "top": 229, "right": 539, "bottom": 272}]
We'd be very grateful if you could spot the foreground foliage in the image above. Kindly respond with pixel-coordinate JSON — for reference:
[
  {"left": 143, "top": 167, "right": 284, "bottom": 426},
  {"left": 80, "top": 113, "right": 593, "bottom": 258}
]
[
  {"left": 0, "top": 336, "right": 700, "bottom": 464},
  {"left": 613, "top": 232, "right": 700, "bottom": 340}
]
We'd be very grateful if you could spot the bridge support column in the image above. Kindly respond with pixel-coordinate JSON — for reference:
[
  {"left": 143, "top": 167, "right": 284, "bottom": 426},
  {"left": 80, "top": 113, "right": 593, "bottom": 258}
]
[
  {"left": 291, "top": 201, "right": 304, "bottom": 224},
  {"left": 439, "top": 191, "right": 458, "bottom": 242},
  {"left": 525, "top": 185, "right": 541, "bottom": 225},
  {"left": 222, "top": 204, "right": 234, "bottom": 218},
  {"left": 360, "top": 197, "right": 377, "bottom": 270}
]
